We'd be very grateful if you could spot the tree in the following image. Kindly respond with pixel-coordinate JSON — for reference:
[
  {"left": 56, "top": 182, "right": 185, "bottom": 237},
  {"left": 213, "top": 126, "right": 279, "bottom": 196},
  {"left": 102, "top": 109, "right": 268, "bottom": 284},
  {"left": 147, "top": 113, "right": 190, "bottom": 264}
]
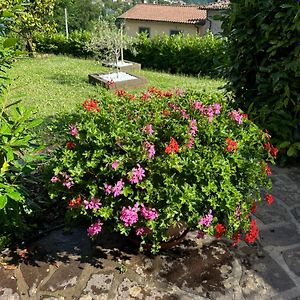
[
  {"left": 0, "top": 0, "right": 56, "bottom": 54},
  {"left": 53, "top": 0, "right": 103, "bottom": 33},
  {"left": 85, "top": 20, "right": 134, "bottom": 73}
]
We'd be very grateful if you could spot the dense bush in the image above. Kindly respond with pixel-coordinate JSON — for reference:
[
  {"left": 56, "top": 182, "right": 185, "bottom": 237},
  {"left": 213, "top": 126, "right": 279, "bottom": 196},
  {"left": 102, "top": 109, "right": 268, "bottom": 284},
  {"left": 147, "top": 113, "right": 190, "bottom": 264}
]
[
  {"left": 125, "top": 32, "right": 226, "bottom": 77},
  {"left": 47, "top": 88, "right": 276, "bottom": 253},
  {"left": 0, "top": 5, "right": 42, "bottom": 249},
  {"left": 222, "top": 0, "right": 300, "bottom": 160},
  {"left": 33, "top": 30, "right": 92, "bottom": 57}
]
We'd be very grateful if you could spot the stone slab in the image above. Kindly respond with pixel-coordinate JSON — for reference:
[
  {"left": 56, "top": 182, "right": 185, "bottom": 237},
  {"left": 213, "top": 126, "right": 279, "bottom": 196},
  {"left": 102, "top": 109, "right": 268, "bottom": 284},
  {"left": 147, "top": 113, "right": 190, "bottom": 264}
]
[
  {"left": 271, "top": 175, "right": 299, "bottom": 193},
  {"left": 260, "top": 223, "right": 300, "bottom": 247},
  {"left": 41, "top": 260, "right": 84, "bottom": 292},
  {"left": 254, "top": 201, "right": 289, "bottom": 224},
  {"left": 283, "top": 247, "right": 300, "bottom": 277},
  {"left": 33, "top": 226, "right": 93, "bottom": 259},
  {"left": 20, "top": 261, "right": 50, "bottom": 297},
  {"left": 0, "top": 267, "right": 19, "bottom": 299},
  {"left": 81, "top": 272, "right": 114, "bottom": 299},
  {"left": 271, "top": 190, "right": 300, "bottom": 207},
  {"left": 291, "top": 206, "right": 300, "bottom": 223},
  {"left": 240, "top": 251, "right": 295, "bottom": 296}
]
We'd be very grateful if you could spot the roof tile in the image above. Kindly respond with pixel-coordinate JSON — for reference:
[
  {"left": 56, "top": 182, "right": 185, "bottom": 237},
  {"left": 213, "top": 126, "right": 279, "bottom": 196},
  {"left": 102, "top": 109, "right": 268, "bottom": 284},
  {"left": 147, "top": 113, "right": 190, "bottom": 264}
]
[{"left": 118, "top": 4, "right": 207, "bottom": 24}]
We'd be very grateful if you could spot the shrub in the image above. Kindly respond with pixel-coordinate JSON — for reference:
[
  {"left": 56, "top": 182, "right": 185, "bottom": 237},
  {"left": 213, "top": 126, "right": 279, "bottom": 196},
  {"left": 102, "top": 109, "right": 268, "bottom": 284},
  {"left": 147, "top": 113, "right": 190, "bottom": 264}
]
[
  {"left": 47, "top": 88, "right": 276, "bottom": 253},
  {"left": 125, "top": 32, "right": 226, "bottom": 77},
  {"left": 33, "top": 30, "right": 92, "bottom": 57},
  {"left": 221, "top": 0, "right": 300, "bottom": 160}
]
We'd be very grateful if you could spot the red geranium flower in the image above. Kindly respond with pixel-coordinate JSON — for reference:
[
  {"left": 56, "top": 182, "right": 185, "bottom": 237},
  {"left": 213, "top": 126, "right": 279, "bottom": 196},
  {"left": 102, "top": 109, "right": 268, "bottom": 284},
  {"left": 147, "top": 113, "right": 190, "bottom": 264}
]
[
  {"left": 264, "top": 142, "right": 278, "bottom": 158},
  {"left": 66, "top": 141, "right": 75, "bottom": 150},
  {"left": 226, "top": 138, "right": 238, "bottom": 152},
  {"left": 83, "top": 99, "right": 100, "bottom": 112},
  {"left": 215, "top": 223, "right": 226, "bottom": 239},
  {"left": 264, "top": 164, "right": 272, "bottom": 176},
  {"left": 265, "top": 194, "right": 274, "bottom": 205},
  {"left": 231, "top": 231, "right": 241, "bottom": 247},
  {"left": 116, "top": 89, "right": 126, "bottom": 97},
  {"left": 165, "top": 137, "right": 179, "bottom": 154},
  {"left": 69, "top": 196, "right": 81, "bottom": 207},
  {"left": 163, "top": 91, "right": 173, "bottom": 98},
  {"left": 245, "top": 219, "right": 259, "bottom": 244},
  {"left": 250, "top": 201, "right": 257, "bottom": 214}
]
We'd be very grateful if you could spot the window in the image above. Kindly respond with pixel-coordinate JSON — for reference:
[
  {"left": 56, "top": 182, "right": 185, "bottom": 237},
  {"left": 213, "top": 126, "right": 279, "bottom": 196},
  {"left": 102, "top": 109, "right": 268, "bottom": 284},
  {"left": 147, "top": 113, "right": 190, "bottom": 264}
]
[
  {"left": 138, "top": 27, "right": 150, "bottom": 37},
  {"left": 170, "top": 30, "right": 182, "bottom": 36}
]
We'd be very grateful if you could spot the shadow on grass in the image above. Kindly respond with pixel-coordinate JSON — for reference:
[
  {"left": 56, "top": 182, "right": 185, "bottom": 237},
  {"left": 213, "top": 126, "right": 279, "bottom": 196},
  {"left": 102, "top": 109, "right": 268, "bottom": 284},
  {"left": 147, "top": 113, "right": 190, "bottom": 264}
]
[{"left": 45, "top": 73, "right": 90, "bottom": 86}]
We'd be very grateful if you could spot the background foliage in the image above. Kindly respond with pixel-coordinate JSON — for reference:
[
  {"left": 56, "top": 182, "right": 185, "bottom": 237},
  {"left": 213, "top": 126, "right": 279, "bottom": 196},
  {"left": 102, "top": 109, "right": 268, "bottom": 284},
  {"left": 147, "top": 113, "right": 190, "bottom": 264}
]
[
  {"left": 125, "top": 32, "right": 226, "bottom": 77},
  {"left": 221, "top": 0, "right": 300, "bottom": 160}
]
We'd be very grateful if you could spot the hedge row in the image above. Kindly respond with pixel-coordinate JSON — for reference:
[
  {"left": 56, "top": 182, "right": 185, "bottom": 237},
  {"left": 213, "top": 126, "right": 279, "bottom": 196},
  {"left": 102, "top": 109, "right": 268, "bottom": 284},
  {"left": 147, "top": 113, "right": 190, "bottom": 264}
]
[
  {"left": 125, "top": 32, "right": 226, "bottom": 77},
  {"left": 33, "top": 30, "right": 92, "bottom": 57},
  {"left": 33, "top": 31, "right": 226, "bottom": 77}
]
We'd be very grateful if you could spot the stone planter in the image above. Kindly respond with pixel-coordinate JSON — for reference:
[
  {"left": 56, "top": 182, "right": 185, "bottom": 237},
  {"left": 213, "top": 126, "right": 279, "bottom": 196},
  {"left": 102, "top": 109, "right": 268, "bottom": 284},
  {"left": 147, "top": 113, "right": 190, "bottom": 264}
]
[
  {"left": 129, "top": 221, "right": 189, "bottom": 251},
  {"left": 102, "top": 60, "right": 141, "bottom": 73},
  {"left": 88, "top": 71, "right": 147, "bottom": 90}
]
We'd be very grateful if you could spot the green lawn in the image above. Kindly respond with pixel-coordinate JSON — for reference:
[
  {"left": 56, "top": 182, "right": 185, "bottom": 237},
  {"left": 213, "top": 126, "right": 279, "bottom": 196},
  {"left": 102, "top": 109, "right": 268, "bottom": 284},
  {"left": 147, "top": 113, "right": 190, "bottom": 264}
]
[{"left": 5, "top": 55, "right": 225, "bottom": 118}]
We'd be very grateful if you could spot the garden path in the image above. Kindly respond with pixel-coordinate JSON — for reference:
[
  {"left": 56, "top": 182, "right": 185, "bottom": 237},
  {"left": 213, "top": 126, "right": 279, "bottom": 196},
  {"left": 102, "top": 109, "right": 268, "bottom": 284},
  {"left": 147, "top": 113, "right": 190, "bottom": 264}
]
[{"left": 0, "top": 165, "right": 300, "bottom": 300}]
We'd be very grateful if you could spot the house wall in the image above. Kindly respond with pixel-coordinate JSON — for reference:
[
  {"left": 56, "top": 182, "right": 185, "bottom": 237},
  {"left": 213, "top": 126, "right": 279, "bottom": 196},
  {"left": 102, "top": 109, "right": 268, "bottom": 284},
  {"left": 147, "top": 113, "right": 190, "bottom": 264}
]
[
  {"left": 123, "top": 19, "right": 206, "bottom": 37},
  {"left": 206, "top": 10, "right": 224, "bottom": 35}
]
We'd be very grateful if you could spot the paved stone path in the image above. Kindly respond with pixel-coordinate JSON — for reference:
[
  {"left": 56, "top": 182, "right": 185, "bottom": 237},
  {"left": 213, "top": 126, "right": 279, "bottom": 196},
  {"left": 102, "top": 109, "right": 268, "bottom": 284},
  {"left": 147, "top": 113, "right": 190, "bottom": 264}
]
[{"left": 0, "top": 165, "right": 299, "bottom": 300}]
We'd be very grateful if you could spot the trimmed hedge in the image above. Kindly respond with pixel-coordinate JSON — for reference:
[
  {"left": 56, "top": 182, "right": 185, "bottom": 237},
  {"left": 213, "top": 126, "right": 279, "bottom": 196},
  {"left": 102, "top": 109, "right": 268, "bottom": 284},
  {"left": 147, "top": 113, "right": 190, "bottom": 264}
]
[
  {"left": 221, "top": 0, "right": 300, "bottom": 160},
  {"left": 125, "top": 32, "right": 226, "bottom": 77},
  {"left": 33, "top": 30, "right": 92, "bottom": 57}
]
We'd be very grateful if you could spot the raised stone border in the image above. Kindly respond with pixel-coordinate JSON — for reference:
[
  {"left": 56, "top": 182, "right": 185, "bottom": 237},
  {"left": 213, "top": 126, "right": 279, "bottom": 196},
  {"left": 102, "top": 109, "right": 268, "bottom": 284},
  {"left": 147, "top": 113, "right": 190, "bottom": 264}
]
[{"left": 88, "top": 72, "right": 147, "bottom": 90}]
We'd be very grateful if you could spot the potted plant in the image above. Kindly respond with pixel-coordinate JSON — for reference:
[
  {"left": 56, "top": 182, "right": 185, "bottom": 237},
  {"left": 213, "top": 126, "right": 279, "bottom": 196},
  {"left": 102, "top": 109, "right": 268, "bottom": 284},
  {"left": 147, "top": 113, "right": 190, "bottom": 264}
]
[{"left": 47, "top": 88, "right": 276, "bottom": 254}]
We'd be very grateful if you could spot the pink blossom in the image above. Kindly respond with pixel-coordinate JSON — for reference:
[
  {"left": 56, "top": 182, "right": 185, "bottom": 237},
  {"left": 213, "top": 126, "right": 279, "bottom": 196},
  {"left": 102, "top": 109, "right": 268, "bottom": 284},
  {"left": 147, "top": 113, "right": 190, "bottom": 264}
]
[
  {"left": 111, "top": 160, "right": 119, "bottom": 170},
  {"left": 168, "top": 102, "right": 180, "bottom": 111},
  {"left": 69, "top": 124, "right": 78, "bottom": 136},
  {"left": 129, "top": 164, "right": 145, "bottom": 184},
  {"left": 181, "top": 109, "right": 190, "bottom": 119},
  {"left": 51, "top": 176, "right": 60, "bottom": 183},
  {"left": 212, "top": 103, "right": 222, "bottom": 115},
  {"left": 104, "top": 183, "right": 112, "bottom": 195},
  {"left": 192, "top": 100, "right": 205, "bottom": 113},
  {"left": 189, "top": 119, "right": 198, "bottom": 137},
  {"left": 84, "top": 197, "right": 101, "bottom": 209},
  {"left": 120, "top": 203, "right": 139, "bottom": 227},
  {"left": 186, "top": 138, "right": 194, "bottom": 149},
  {"left": 87, "top": 219, "right": 103, "bottom": 237},
  {"left": 135, "top": 227, "right": 150, "bottom": 236},
  {"left": 142, "top": 124, "right": 154, "bottom": 135},
  {"left": 175, "top": 88, "right": 184, "bottom": 96},
  {"left": 229, "top": 110, "right": 243, "bottom": 124},
  {"left": 206, "top": 106, "right": 215, "bottom": 123},
  {"left": 235, "top": 206, "right": 241, "bottom": 218},
  {"left": 63, "top": 181, "right": 74, "bottom": 189},
  {"left": 61, "top": 173, "right": 74, "bottom": 189},
  {"left": 112, "top": 179, "right": 124, "bottom": 197},
  {"left": 199, "top": 209, "right": 213, "bottom": 227},
  {"left": 140, "top": 204, "right": 158, "bottom": 220},
  {"left": 141, "top": 92, "right": 151, "bottom": 100},
  {"left": 144, "top": 141, "right": 155, "bottom": 159}
]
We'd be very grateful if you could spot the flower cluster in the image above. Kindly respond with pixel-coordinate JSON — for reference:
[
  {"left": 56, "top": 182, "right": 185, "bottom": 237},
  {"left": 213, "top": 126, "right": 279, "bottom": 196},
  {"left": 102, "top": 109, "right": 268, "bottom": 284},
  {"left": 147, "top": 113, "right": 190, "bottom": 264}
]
[
  {"left": 165, "top": 137, "right": 179, "bottom": 154},
  {"left": 87, "top": 219, "right": 103, "bottom": 237},
  {"left": 129, "top": 165, "right": 145, "bottom": 184},
  {"left": 83, "top": 99, "right": 100, "bottom": 112},
  {"left": 48, "top": 88, "right": 275, "bottom": 253},
  {"left": 226, "top": 138, "right": 238, "bottom": 152},
  {"left": 144, "top": 141, "right": 155, "bottom": 159},
  {"left": 229, "top": 110, "right": 244, "bottom": 124},
  {"left": 245, "top": 220, "right": 259, "bottom": 244}
]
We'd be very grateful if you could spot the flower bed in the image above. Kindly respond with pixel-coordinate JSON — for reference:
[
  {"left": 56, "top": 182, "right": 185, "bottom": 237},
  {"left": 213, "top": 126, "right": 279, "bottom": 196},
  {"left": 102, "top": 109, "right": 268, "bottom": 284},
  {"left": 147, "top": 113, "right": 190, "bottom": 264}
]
[{"left": 48, "top": 88, "right": 276, "bottom": 253}]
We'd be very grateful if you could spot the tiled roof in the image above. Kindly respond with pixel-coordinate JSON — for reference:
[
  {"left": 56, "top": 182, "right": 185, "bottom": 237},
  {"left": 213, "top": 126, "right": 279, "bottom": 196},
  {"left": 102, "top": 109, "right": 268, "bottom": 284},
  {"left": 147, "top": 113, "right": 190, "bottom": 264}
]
[
  {"left": 199, "top": 0, "right": 230, "bottom": 10},
  {"left": 118, "top": 4, "right": 207, "bottom": 24}
]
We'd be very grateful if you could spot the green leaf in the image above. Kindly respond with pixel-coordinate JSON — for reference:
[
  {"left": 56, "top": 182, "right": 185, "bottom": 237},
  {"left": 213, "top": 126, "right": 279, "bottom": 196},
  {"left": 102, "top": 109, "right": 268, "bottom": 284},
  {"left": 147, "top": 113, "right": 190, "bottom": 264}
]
[
  {"left": 0, "top": 195, "right": 7, "bottom": 209},
  {"left": 287, "top": 146, "right": 297, "bottom": 157},
  {"left": 3, "top": 37, "right": 17, "bottom": 48}
]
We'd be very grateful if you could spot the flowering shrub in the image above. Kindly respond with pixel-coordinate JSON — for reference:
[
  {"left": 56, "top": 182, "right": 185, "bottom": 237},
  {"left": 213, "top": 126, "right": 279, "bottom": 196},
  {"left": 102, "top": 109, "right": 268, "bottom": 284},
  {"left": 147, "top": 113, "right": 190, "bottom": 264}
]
[{"left": 48, "top": 88, "right": 276, "bottom": 253}]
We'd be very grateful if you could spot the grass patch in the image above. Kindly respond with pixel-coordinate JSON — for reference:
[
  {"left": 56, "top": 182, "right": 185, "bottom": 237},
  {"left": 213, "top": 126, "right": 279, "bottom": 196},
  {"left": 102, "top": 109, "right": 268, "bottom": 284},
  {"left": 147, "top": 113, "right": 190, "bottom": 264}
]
[{"left": 5, "top": 55, "right": 225, "bottom": 118}]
